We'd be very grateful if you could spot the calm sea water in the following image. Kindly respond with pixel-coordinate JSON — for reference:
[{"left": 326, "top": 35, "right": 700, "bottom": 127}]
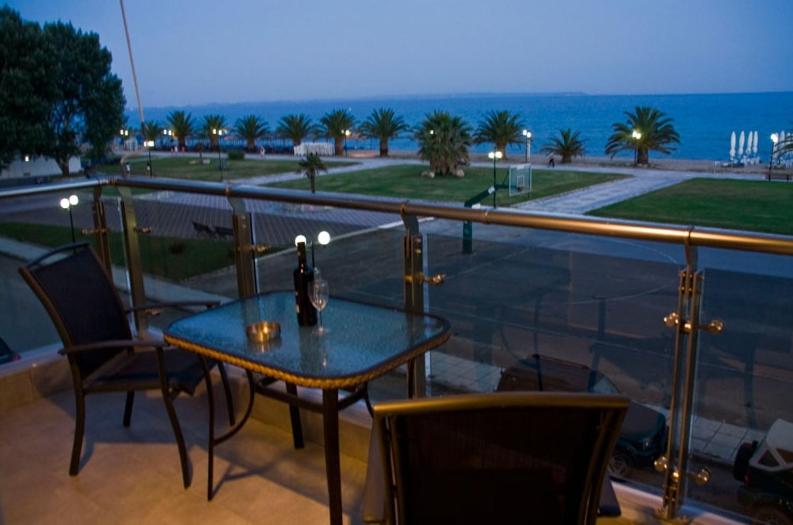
[{"left": 139, "top": 91, "right": 793, "bottom": 161}]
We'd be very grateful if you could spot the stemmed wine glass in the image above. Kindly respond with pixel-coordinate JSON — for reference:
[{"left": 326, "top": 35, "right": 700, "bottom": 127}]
[{"left": 309, "top": 277, "right": 329, "bottom": 335}]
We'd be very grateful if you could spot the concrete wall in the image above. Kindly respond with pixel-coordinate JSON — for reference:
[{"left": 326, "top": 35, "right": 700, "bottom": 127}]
[{"left": 1, "top": 155, "right": 82, "bottom": 179}]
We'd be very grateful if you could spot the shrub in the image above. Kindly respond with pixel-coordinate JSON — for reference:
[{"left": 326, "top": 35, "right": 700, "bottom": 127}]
[{"left": 227, "top": 150, "right": 244, "bottom": 161}]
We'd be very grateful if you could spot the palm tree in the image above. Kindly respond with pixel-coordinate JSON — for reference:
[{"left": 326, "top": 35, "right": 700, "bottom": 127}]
[
  {"left": 298, "top": 153, "right": 327, "bottom": 193},
  {"left": 359, "top": 108, "right": 408, "bottom": 157},
  {"left": 542, "top": 129, "right": 586, "bottom": 164},
  {"left": 201, "top": 114, "right": 227, "bottom": 150},
  {"left": 141, "top": 121, "right": 162, "bottom": 143},
  {"left": 276, "top": 114, "right": 316, "bottom": 147},
  {"left": 320, "top": 109, "right": 356, "bottom": 156},
  {"left": 415, "top": 111, "right": 472, "bottom": 176},
  {"left": 167, "top": 110, "right": 194, "bottom": 150},
  {"left": 475, "top": 110, "right": 523, "bottom": 159},
  {"left": 235, "top": 115, "right": 268, "bottom": 152},
  {"left": 605, "top": 106, "right": 680, "bottom": 165}
]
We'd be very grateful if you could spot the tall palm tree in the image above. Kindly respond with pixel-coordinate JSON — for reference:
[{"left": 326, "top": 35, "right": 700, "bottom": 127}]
[
  {"left": 276, "top": 113, "right": 316, "bottom": 147},
  {"left": 298, "top": 152, "right": 327, "bottom": 193},
  {"left": 415, "top": 111, "right": 472, "bottom": 176},
  {"left": 141, "top": 121, "right": 162, "bottom": 143},
  {"left": 475, "top": 110, "right": 523, "bottom": 159},
  {"left": 605, "top": 106, "right": 680, "bottom": 165},
  {"left": 359, "top": 108, "right": 408, "bottom": 157},
  {"left": 542, "top": 129, "right": 586, "bottom": 164},
  {"left": 167, "top": 110, "right": 194, "bottom": 150},
  {"left": 320, "top": 109, "right": 356, "bottom": 156},
  {"left": 201, "top": 114, "right": 227, "bottom": 150},
  {"left": 234, "top": 115, "right": 268, "bottom": 152}
]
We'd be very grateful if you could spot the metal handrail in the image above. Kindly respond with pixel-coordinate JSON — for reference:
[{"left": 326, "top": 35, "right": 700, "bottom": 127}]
[
  {"left": 2, "top": 175, "right": 793, "bottom": 256},
  {"left": 110, "top": 176, "right": 793, "bottom": 257}
]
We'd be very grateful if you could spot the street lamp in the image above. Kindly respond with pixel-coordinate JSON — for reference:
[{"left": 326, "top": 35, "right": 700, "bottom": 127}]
[
  {"left": 488, "top": 150, "right": 503, "bottom": 208},
  {"left": 162, "top": 129, "right": 173, "bottom": 152},
  {"left": 119, "top": 128, "right": 129, "bottom": 151},
  {"left": 631, "top": 129, "right": 642, "bottom": 165},
  {"left": 143, "top": 139, "right": 155, "bottom": 176},
  {"left": 59, "top": 194, "right": 79, "bottom": 244},
  {"left": 343, "top": 129, "right": 352, "bottom": 157},
  {"left": 212, "top": 128, "right": 226, "bottom": 174},
  {"left": 522, "top": 129, "right": 533, "bottom": 163},
  {"left": 769, "top": 133, "right": 779, "bottom": 180}
]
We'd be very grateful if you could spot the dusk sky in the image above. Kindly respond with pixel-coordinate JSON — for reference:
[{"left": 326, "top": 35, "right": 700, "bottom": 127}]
[{"left": 8, "top": 0, "right": 793, "bottom": 109}]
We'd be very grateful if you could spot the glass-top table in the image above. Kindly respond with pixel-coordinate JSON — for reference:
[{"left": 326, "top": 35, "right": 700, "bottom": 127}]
[{"left": 164, "top": 291, "right": 450, "bottom": 525}]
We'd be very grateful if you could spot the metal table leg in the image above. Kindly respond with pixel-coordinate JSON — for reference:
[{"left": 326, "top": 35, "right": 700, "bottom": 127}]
[{"left": 322, "top": 389, "right": 342, "bottom": 525}]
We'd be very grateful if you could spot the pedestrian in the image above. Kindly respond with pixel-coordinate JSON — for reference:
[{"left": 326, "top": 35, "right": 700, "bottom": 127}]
[{"left": 548, "top": 156, "right": 556, "bottom": 168}]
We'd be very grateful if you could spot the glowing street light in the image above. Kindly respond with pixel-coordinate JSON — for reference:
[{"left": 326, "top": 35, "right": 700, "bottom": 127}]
[
  {"left": 631, "top": 129, "right": 643, "bottom": 165},
  {"left": 522, "top": 129, "right": 533, "bottom": 163},
  {"left": 343, "top": 129, "right": 352, "bottom": 157},
  {"left": 488, "top": 150, "right": 503, "bottom": 208},
  {"left": 317, "top": 231, "right": 331, "bottom": 245},
  {"left": 59, "top": 194, "right": 79, "bottom": 244},
  {"left": 769, "top": 133, "right": 780, "bottom": 180},
  {"left": 212, "top": 128, "right": 226, "bottom": 175}
]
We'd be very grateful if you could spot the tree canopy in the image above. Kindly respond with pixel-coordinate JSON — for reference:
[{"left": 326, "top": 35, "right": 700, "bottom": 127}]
[
  {"left": 320, "top": 109, "right": 355, "bottom": 156},
  {"left": 605, "top": 106, "right": 680, "bottom": 165},
  {"left": 475, "top": 110, "right": 524, "bottom": 159},
  {"left": 542, "top": 129, "right": 586, "bottom": 164},
  {"left": 276, "top": 114, "right": 316, "bottom": 147},
  {"left": 359, "top": 108, "right": 408, "bottom": 157},
  {"left": 415, "top": 111, "right": 472, "bottom": 176}
]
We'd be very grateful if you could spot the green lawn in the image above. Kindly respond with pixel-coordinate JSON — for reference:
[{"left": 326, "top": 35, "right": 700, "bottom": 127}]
[
  {"left": 272, "top": 164, "right": 627, "bottom": 206},
  {"left": 0, "top": 222, "right": 235, "bottom": 281},
  {"left": 589, "top": 178, "right": 793, "bottom": 236},
  {"left": 96, "top": 156, "right": 355, "bottom": 182}
]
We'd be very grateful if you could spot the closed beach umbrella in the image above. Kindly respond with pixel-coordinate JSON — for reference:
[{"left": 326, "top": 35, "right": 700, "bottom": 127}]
[
  {"left": 738, "top": 131, "right": 745, "bottom": 157},
  {"left": 746, "top": 131, "right": 753, "bottom": 156},
  {"left": 753, "top": 131, "right": 759, "bottom": 156},
  {"left": 730, "top": 131, "right": 736, "bottom": 159}
]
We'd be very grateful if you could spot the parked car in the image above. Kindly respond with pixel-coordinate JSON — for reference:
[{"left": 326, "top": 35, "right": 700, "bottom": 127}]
[
  {"left": 497, "top": 354, "right": 667, "bottom": 477},
  {"left": 734, "top": 419, "right": 793, "bottom": 525}
]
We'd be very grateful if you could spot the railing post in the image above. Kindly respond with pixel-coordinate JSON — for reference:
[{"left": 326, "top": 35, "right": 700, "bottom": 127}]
[
  {"left": 402, "top": 212, "right": 426, "bottom": 397},
  {"left": 88, "top": 185, "right": 111, "bottom": 274},
  {"left": 228, "top": 197, "right": 258, "bottom": 299},
  {"left": 656, "top": 242, "right": 718, "bottom": 522},
  {"left": 117, "top": 187, "right": 148, "bottom": 332}
]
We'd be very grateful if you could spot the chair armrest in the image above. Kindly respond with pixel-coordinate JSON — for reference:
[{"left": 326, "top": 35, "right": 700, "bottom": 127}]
[
  {"left": 125, "top": 300, "right": 221, "bottom": 317},
  {"left": 59, "top": 338, "right": 166, "bottom": 355},
  {"left": 361, "top": 424, "right": 387, "bottom": 524}
]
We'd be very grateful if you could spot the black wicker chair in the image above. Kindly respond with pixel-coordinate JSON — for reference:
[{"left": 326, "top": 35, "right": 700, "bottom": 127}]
[
  {"left": 19, "top": 242, "right": 235, "bottom": 488},
  {"left": 362, "top": 391, "right": 628, "bottom": 525}
]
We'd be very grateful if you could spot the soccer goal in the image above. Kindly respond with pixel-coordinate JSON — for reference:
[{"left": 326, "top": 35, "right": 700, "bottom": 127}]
[{"left": 507, "top": 163, "right": 532, "bottom": 196}]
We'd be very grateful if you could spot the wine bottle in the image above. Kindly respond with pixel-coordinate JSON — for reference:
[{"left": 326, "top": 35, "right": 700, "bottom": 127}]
[{"left": 293, "top": 241, "right": 317, "bottom": 326}]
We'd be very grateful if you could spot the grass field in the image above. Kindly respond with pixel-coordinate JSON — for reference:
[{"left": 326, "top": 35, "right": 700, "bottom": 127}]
[
  {"left": 96, "top": 156, "right": 356, "bottom": 182},
  {"left": 589, "top": 178, "right": 793, "bottom": 236},
  {"left": 0, "top": 222, "right": 235, "bottom": 281},
  {"left": 272, "top": 164, "right": 627, "bottom": 206}
]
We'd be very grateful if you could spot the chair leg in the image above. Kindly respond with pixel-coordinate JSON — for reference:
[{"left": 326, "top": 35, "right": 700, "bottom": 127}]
[
  {"left": 201, "top": 357, "right": 216, "bottom": 501},
  {"left": 162, "top": 390, "right": 191, "bottom": 489},
  {"left": 123, "top": 391, "right": 135, "bottom": 427},
  {"left": 69, "top": 392, "right": 86, "bottom": 476},
  {"left": 217, "top": 362, "right": 236, "bottom": 427},
  {"left": 285, "top": 383, "right": 304, "bottom": 449}
]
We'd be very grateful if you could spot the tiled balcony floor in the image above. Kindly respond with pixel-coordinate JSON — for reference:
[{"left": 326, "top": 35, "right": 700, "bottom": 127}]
[{"left": 0, "top": 388, "right": 368, "bottom": 524}]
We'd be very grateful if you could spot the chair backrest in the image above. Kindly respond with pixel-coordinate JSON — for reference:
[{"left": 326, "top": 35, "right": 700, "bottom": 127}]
[
  {"left": 374, "top": 392, "right": 628, "bottom": 525},
  {"left": 19, "top": 243, "right": 132, "bottom": 377}
]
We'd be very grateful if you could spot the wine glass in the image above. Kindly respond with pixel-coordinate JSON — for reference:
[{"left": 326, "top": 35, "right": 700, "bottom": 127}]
[{"left": 309, "top": 277, "right": 329, "bottom": 334}]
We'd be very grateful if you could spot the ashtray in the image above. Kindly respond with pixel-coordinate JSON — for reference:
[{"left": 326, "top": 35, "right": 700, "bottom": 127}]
[{"left": 246, "top": 321, "right": 281, "bottom": 344}]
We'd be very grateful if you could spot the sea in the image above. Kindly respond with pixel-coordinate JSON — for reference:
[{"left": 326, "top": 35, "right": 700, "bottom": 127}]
[{"left": 138, "top": 91, "right": 793, "bottom": 161}]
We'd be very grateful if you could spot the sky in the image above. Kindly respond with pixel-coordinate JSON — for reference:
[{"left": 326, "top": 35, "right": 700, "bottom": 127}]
[{"left": 8, "top": 0, "right": 793, "bottom": 109}]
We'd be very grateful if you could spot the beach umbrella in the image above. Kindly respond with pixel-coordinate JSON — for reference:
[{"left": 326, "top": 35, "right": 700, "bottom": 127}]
[
  {"left": 730, "top": 131, "right": 736, "bottom": 160},
  {"left": 746, "top": 131, "right": 754, "bottom": 157},
  {"left": 752, "top": 131, "right": 759, "bottom": 156},
  {"left": 738, "top": 131, "right": 745, "bottom": 157}
]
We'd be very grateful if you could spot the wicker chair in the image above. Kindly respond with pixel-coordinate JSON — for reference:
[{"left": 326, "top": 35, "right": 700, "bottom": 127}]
[
  {"left": 19, "top": 242, "right": 235, "bottom": 488},
  {"left": 362, "top": 391, "right": 628, "bottom": 525}
]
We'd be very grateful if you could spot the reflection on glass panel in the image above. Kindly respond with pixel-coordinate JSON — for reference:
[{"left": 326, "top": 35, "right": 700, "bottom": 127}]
[
  {"left": 690, "top": 249, "right": 793, "bottom": 524},
  {"left": 424, "top": 222, "right": 681, "bottom": 489}
]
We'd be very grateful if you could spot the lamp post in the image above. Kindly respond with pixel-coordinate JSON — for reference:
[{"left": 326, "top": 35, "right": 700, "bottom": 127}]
[
  {"left": 631, "top": 129, "right": 642, "bottom": 165},
  {"left": 488, "top": 150, "right": 503, "bottom": 208},
  {"left": 143, "top": 140, "right": 155, "bottom": 176},
  {"left": 343, "top": 129, "right": 351, "bottom": 157},
  {"left": 162, "top": 129, "right": 173, "bottom": 152},
  {"left": 212, "top": 128, "right": 226, "bottom": 176},
  {"left": 769, "top": 133, "right": 779, "bottom": 181},
  {"left": 60, "top": 194, "right": 79, "bottom": 244},
  {"left": 522, "top": 129, "right": 533, "bottom": 163},
  {"left": 119, "top": 128, "right": 130, "bottom": 151}
]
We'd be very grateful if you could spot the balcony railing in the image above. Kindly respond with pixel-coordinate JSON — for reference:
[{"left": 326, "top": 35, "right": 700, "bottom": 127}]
[{"left": 2, "top": 174, "right": 793, "bottom": 523}]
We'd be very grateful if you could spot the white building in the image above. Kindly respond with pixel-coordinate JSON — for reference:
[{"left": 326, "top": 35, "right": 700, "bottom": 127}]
[{"left": 0, "top": 155, "right": 82, "bottom": 180}]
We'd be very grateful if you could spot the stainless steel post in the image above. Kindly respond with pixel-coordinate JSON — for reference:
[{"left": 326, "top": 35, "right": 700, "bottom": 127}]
[
  {"left": 402, "top": 213, "right": 426, "bottom": 397},
  {"left": 228, "top": 197, "right": 257, "bottom": 298},
  {"left": 117, "top": 187, "right": 148, "bottom": 332}
]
